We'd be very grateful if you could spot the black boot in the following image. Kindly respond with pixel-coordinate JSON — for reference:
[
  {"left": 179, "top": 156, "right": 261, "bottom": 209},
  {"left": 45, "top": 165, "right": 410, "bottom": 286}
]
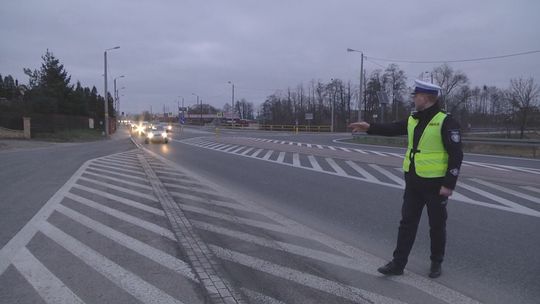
[
  {"left": 377, "top": 261, "right": 404, "bottom": 276},
  {"left": 429, "top": 262, "right": 442, "bottom": 278}
]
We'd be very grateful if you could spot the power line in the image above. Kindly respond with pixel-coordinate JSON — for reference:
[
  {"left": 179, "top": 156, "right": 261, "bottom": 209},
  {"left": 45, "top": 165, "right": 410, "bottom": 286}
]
[{"left": 366, "top": 49, "right": 540, "bottom": 64}]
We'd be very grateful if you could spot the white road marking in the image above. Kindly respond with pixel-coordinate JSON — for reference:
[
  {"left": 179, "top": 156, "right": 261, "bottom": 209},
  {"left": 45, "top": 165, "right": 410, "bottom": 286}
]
[
  {"left": 457, "top": 182, "right": 540, "bottom": 217},
  {"left": 56, "top": 205, "right": 197, "bottom": 282},
  {"left": 386, "top": 152, "right": 405, "bottom": 158},
  {"left": 39, "top": 222, "right": 185, "bottom": 304},
  {"left": 345, "top": 161, "right": 378, "bottom": 182},
  {"left": 78, "top": 176, "right": 156, "bottom": 201},
  {"left": 292, "top": 153, "right": 300, "bottom": 167},
  {"left": 82, "top": 171, "right": 153, "bottom": 190},
  {"left": 94, "top": 159, "right": 142, "bottom": 171},
  {"left": 368, "top": 164, "right": 405, "bottom": 187},
  {"left": 307, "top": 155, "right": 323, "bottom": 171},
  {"left": 71, "top": 184, "right": 163, "bottom": 216},
  {"left": 85, "top": 167, "right": 150, "bottom": 182},
  {"left": 327, "top": 146, "right": 337, "bottom": 151},
  {"left": 169, "top": 192, "right": 246, "bottom": 212},
  {"left": 12, "top": 247, "right": 85, "bottom": 304},
  {"left": 240, "top": 288, "right": 286, "bottom": 304},
  {"left": 368, "top": 150, "right": 387, "bottom": 156},
  {"left": 230, "top": 146, "right": 245, "bottom": 153},
  {"left": 316, "top": 145, "right": 324, "bottom": 149},
  {"left": 276, "top": 152, "right": 285, "bottom": 163},
  {"left": 494, "top": 164, "right": 540, "bottom": 175},
  {"left": 307, "top": 144, "right": 312, "bottom": 148},
  {"left": 338, "top": 147, "right": 352, "bottom": 152},
  {"left": 241, "top": 148, "right": 254, "bottom": 155},
  {"left": 280, "top": 141, "right": 286, "bottom": 144},
  {"left": 470, "top": 179, "right": 540, "bottom": 205},
  {"left": 251, "top": 149, "right": 264, "bottom": 158},
  {"left": 210, "top": 245, "right": 406, "bottom": 304},
  {"left": 354, "top": 149, "right": 368, "bottom": 154},
  {"left": 262, "top": 150, "right": 274, "bottom": 161},
  {"left": 521, "top": 186, "right": 540, "bottom": 194},
  {"left": 90, "top": 163, "right": 146, "bottom": 177},
  {"left": 463, "top": 161, "right": 510, "bottom": 171},
  {"left": 325, "top": 158, "right": 347, "bottom": 176},
  {"left": 65, "top": 192, "right": 175, "bottom": 240},
  {"left": 296, "top": 142, "right": 302, "bottom": 146}
]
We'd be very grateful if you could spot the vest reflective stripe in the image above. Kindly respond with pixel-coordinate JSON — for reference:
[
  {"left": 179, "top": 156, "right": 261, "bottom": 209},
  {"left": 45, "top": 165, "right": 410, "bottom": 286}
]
[{"left": 403, "top": 112, "right": 448, "bottom": 178}]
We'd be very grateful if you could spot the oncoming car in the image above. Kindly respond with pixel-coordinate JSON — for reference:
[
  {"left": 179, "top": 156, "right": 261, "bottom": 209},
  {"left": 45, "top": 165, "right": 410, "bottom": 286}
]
[{"left": 144, "top": 126, "right": 169, "bottom": 144}]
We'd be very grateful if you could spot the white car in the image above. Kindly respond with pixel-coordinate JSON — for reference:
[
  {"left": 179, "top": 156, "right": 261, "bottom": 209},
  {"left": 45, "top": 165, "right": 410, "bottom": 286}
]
[{"left": 144, "top": 126, "right": 169, "bottom": 144}]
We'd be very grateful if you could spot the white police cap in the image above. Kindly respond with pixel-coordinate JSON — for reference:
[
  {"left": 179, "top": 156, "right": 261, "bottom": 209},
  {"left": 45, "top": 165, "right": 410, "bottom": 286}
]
[{"left": 413, "top": 79, "right": 441, "bottom": 96}]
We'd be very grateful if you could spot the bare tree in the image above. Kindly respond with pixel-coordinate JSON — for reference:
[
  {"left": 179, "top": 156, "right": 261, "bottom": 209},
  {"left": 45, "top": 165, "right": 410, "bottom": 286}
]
[
  {"left": 432, "top": 64, "right": 469, "bottom": 111},
  {"left": 506, "top": 77, "right": 540, "bottom": 138}
]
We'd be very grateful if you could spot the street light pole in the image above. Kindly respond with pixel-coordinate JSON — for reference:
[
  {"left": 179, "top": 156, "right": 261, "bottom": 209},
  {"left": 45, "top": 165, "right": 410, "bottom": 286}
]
[
  {"left": 347, "top": 48, "right": 364, "bottom": 121},
  {"left": 103, "top": 46, "right": 120, "bottom": 137},
  {"left": 113, "top": 75, "right": 125, "bottom": 119},
  {"left": 228, "top": 81, "right": 235, "bottom": 122},
  {"left": 192, "top": 93, "right": 200, "bottom": 126}
]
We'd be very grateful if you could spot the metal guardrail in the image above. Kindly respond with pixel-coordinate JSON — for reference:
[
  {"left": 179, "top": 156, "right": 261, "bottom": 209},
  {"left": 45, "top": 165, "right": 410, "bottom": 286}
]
[{"left": 259, "top": 125, "right": 331, "bottom": 132}]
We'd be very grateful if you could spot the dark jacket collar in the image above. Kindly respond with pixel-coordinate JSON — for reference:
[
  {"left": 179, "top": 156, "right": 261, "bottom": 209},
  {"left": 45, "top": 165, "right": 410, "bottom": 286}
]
[{"left": 412, "top": 103, "right": 441, "bottom": 120}]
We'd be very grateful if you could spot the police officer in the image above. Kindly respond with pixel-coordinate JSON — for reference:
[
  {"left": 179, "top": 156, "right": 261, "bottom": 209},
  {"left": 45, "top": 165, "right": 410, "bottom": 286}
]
[{"left": 349, "top": 79, "right": 463, "bottom": 278}]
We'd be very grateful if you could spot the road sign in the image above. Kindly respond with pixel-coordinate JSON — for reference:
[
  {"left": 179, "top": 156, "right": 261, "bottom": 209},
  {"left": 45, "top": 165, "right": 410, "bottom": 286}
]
[
  {"left": 377, "top": 91, "right": 390, "bottom": 105},
  {"left": 305, "top": 113, "right": 313, "bottom": 120},
  {"left": 178, "top": 107, "right": 188, "bottom": 112},
  {"left": 217, "top": 112, "right": 223, "bottom": 118}
]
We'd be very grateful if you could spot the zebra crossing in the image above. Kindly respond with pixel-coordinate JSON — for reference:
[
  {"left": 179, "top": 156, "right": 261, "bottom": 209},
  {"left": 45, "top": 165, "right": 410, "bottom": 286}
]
[
  {"left": 177, "top": 137, "right": 540, "bottom": 219},
  {"left": 143, "top": 150, "right": 482, "bottom": 304},
  {"left": 0, "top": 150, "right": 205, "bottom": 304}
]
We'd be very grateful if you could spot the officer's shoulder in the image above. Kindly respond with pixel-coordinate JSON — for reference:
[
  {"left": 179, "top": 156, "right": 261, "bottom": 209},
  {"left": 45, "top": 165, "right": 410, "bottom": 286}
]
[{"left": 440, "top": 112, "right": 461, "bottom": 127}]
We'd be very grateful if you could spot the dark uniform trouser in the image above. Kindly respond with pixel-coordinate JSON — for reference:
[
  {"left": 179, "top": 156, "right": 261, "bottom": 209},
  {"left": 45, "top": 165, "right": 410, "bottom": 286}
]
[{"left": 392, "top": 179, "right": 448, "bottom": 268}]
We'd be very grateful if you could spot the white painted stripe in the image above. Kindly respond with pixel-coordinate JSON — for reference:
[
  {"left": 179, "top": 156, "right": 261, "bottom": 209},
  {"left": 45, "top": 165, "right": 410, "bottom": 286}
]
[
  {"left": 386, "top": 152, "right": 405, "bottom": 158},
  {"left": 210, "top": 245, "right": 405, "bottom": 304},
  {"left": 0, "top": 161, "right": 92, "bottom": 275},
  {"left": 72, "top": 184, "right": 163, "bottom": 216},
  {"left": 39, "top": 222, "right": 184, "bottom": 304},
  {"left": 225, "top": 145, "right": 241, "bottom": 152},
  {"left": 288, "top": 142, "right": 294, "bottom": 145},
  {"left": 262, "top": 150, "right": 274, "bottom": 160},
  {"left": 93, "top": 160, "right": 143, "bottom": 172},
  {"left": 12, "top": 247, "right": 84, "bottom": 304},
  {"left": 95, "top": 158, "right": 141, "bottom": 169},
  {"left": 338, "top": 147, "right": 352, "bottom": 152},
  {"left": 521, "top": 186, "right": 540, "bottom": 194},
  {"left": 164, "top": 182, "right": 217, "bottom": 195},
  {"left": 193, "top": 220, "right": 377, "bottom": 275},
  {"left": 89, "top": 163, "right": 146, "bottom": 177},
  {"left": 354, "top": 149, "right": 368, "bottom": 154},
  {"left": 471, "top": 179, "right": 540, "bottom": 205},
  {"left": 273, "top": 140, "right": 280, "bottom": 143},
  {"left": 307, "top": 155, "right": 323, "bottom": 171},
  {"left": 296, "top": 143, "right": 302, "bottom": 146},
  {"left": 82, "top": 172, "right": 153, "bottom": 190},
  {"left": 65, "top": 192, "right": 175, "bottom": 240},
  {"left": 280, "top": 141, "right": 286, "bottom": 144},
  {"left": 463, "top": 161, "right": 510, "bottom": 171},
  {"left": 56, "top": 205, "right": 197, "bottom": 282},
  {"left": 154, "top": 170, "right": 189, "bottom": 179},
  {"left": 325, "top": 158, "right": 347, "bottom": 176},
  {"left": 327, "top": 146, "right": 337, "bottom": 151},
  {"left": 87, "top": 167, "right": 148, "bottom": 182},
  {"left": 307, "top": 144, "right": 312, "bottom": 148},
  {"left": 458, "top": 182, "right": 540, "bottom": 217},
  {"left": 368, "top": 150, "right": 387, "bottom": 156},
  {"left": 101, "top": 156, "right": 139, "bottom": 165},
  {"left": 345, "top": 161, "right": 378, "bottom": 182},
  {"left": 241, "top": 147, "right": 254, "bottom": 155},
  {"left": 251, "top": 149, "right": 263, "bottom": 158},
  {"left": 78, "top": 177, "right": 156, "bottom": 201},
  {"left": 276, "top": 152, "right": 286, "bottom": 163},
  {"left": 104, "top": 155, "right": 139, "bottom": 162},
  {"left": 180, "top": 204, "right": 308, "bottom": 238},
  {"left": 240, "top": 288, "right": 286, "bottom": 304},
  {"left": 213, "top": 144, "right": 230, "bottom": 150},
  {"left": 206, "top": 143, "right": 225, "bottom": 149},
  {"left": 316, "top": 145, "right": 324, "bottom": 149},
  {"left": 197, "top": 141, "right": 218, "bottom": 148},
  {"left": 170, "top": 192, "right": 250, "bottom": 213},
  {"left": 368, "top": 164, "right": 405, "bottom": 187},
  {"left": 231, "top": 146, "right": 245, "bottom": 153},
  {"left": 292, "top": 153, "right": 300, "bottom": 167},
  {"left": 495, "top": 164, "right": 540, "bottom": 175}
]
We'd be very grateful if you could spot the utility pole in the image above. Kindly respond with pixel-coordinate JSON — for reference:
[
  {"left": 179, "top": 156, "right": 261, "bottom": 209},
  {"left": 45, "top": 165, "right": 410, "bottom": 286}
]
[{"left": 359, "top": 52, "right": 364, "bottom": 121}]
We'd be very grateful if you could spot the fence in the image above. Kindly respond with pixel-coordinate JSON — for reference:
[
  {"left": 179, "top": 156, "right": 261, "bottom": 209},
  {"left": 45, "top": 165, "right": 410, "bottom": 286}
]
[
  {"left": 259, "top": 125, "right": 332, "bottom": 132},
  {"left": 0, "top": 112, "right": 24, "bottom": 130}
]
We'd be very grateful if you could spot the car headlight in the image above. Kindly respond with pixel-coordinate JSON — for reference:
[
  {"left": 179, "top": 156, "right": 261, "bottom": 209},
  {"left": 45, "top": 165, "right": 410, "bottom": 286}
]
[
  {"left": 148, "top": 133, "right": 154, "bottom": 138},
  {"left": 167, "top": 126, "right": 172, "bottom": 130},
  {"left": 162, "top": 132, "right": 167, "bottom": 138}
]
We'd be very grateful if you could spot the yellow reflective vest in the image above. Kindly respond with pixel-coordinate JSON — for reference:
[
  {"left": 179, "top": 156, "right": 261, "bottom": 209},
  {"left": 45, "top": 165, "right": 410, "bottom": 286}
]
[{"left": 403, "top": 112, "right": 448, "bottom": 178}]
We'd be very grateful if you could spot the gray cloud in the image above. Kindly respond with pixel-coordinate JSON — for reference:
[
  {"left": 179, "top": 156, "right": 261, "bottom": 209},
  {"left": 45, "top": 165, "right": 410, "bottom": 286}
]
[{"left": 1, "top": 0, "right": 539, "bottom": 114}]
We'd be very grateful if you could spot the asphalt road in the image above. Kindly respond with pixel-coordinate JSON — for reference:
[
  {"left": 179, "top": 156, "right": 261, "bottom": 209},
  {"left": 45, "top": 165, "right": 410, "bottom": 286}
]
[{"left": 140, "top": 126, "right": 540, "bottom": 304}]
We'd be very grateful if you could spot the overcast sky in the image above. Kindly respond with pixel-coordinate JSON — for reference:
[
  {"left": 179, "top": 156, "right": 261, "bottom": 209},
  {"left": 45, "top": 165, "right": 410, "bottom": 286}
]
[{"left": 1, "top": 0, "right": 539, "bottom": 114}]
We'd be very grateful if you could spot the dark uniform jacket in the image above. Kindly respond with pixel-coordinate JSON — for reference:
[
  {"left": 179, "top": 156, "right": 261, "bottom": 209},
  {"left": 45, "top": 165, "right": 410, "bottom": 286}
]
[{"left": 367, "top": 103, "right": 463, "bottom": 190}]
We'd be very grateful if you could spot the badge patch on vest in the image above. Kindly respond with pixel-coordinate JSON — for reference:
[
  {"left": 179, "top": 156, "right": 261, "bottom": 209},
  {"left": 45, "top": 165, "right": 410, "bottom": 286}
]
[
  {"left": 450, "top": 168, "right": 459, "bottom": 176},
  {"left": 450, "top": 130, "right": 461, "bottom": 143}
]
